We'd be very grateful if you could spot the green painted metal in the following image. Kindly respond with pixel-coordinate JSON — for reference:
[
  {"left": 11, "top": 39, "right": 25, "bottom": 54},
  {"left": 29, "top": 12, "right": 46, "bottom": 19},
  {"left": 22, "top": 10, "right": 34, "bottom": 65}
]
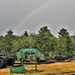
[
  {"left": 10, "top": 48, "right": 39, "bottom": 75},
  {"left": 10, "top": 65, "right": 26, "bottom": 75},
  {"left": 10, "top": 50, "right": 26, "bottom": 75},
  {"left": 16, "top": 48, "right": 41, "bottom": 62},
  {"left": 16, "top": 48, "right": 41, "bottom": 57},
  {"left": 35, "top": 52, "right": 37, "bottom": 71},
  {"left": 16, "top": 48, "right": 39, "bottom": 71}
]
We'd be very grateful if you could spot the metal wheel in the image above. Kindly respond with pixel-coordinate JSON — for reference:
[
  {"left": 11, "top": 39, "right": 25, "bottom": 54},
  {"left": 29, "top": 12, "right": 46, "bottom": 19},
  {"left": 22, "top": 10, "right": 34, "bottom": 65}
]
[{"left": 0, "top": 59, "right": 3, "bottom": 68}]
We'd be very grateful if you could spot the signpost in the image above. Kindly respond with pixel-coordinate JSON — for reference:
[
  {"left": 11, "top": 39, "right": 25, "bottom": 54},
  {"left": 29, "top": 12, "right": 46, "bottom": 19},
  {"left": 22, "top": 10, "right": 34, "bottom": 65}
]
[
  {"left": 10, "top": 48, "right": 39, "bottom": 74},
  {"left": 10, "top": 50, "right": 26, "bottom": 75}
]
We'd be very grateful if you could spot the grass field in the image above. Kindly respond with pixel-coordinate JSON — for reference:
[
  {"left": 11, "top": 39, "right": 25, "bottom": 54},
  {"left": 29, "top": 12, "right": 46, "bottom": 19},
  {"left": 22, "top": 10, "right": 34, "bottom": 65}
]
[{"left": 0, "top": 61, "right": 75, "bottom": 75}]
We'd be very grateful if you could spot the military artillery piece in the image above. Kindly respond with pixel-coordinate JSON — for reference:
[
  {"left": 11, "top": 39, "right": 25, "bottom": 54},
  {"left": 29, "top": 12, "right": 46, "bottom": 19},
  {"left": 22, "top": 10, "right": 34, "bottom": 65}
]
[
  {"left": 44, "top": 51, "right": 74, "bottom": 62},
  {"left": 53, "top": 52, "right": 73, "bottom": 62},
  {"left": 16, "top": 48, "right": 74, "bottom": 64}
]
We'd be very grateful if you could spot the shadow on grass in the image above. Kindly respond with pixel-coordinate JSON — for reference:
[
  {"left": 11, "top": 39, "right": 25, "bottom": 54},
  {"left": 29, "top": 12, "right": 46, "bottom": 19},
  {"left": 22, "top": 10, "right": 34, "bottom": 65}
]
[
  {"left": 26, "top": 70, "right": 44, "bottom": 73},
  {"left": 44, "top": 71, "right": 75, "bottom": 75},
  {"left": 62, "top": 71, "right": 75, "bottom": 75}
]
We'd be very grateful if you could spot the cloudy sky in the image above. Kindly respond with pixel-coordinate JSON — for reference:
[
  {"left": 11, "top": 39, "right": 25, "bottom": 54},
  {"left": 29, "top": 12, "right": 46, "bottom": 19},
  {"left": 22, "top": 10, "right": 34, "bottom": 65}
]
[{"left": 0, "top": 0, "right": 75, "bottom": 36}]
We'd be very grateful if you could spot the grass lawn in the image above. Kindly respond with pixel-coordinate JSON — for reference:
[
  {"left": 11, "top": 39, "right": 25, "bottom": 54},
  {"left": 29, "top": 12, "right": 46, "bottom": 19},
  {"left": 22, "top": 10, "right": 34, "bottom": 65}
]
[{"left": 0, "top": 60, "right": 75, "bottom": 75}]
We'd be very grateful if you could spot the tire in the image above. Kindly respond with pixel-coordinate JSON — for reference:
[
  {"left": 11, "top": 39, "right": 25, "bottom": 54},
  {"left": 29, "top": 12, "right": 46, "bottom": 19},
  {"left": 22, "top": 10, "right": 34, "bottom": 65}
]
[
  {"left": 3, "top": 64, "right": 7, "bottom": 68},
  {"left": 10, "top": 59, "right": 15, "bottom": 66},
  {"left": 8, "top": 58, "right": 15, "bottom": 66},
  {"left": 0, "top": 59, "right": 3, "bottom": 68}
]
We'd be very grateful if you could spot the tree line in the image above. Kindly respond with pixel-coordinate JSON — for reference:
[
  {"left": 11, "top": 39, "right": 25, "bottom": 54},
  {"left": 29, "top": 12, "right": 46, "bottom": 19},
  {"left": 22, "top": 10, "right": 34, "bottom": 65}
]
[{"left": 0, "top": 26, "right": 75, "bottom": 56}]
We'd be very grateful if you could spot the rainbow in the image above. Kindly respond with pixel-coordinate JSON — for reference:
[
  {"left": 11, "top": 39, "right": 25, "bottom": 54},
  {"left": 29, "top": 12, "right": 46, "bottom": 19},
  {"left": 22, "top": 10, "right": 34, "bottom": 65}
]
[{"left": 12, "top": 0, "right": 52, "bottom": 32}]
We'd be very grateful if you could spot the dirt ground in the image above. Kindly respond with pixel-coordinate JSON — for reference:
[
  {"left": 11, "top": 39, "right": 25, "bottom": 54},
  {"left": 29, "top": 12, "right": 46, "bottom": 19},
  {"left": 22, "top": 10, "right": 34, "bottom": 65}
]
[{"left": 0, "top": 61, "right": 75, "bottom": 75}]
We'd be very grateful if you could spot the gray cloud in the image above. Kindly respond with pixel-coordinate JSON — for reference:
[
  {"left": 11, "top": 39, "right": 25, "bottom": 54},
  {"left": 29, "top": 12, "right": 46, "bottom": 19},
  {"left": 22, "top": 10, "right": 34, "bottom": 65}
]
[{"left": 0, "top": 0, "right": 75, "bottom": 36}]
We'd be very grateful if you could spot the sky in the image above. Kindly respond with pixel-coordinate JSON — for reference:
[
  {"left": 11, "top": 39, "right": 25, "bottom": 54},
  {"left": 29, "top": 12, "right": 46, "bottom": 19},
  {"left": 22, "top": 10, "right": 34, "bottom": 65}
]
[{"left": 0, "top": 0, "right": 75, "bottom": 36}]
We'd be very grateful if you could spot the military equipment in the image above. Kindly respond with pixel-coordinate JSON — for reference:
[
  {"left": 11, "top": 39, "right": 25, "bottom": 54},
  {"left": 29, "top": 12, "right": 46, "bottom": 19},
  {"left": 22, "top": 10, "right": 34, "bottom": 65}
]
[
  {"left": 7, "top": 56, "right": 15, "bottom": 66},
  {"left": 0, "top": 53, "right": 8, "bottom": 68},
  {"left": 0, "top": 53, "right": 15, "bottom": 68},
  {"left": 10, "top": 51, "right": 26, "bottom": 75},
  {"left": 54, "top": 52, "right": 73, "bottom": 62},
  {"left": 16, "top": 48, "right": 46, "bottom": 63},
  {"left": 9, "top": 54, "right": 17, "bottom": 60}
]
